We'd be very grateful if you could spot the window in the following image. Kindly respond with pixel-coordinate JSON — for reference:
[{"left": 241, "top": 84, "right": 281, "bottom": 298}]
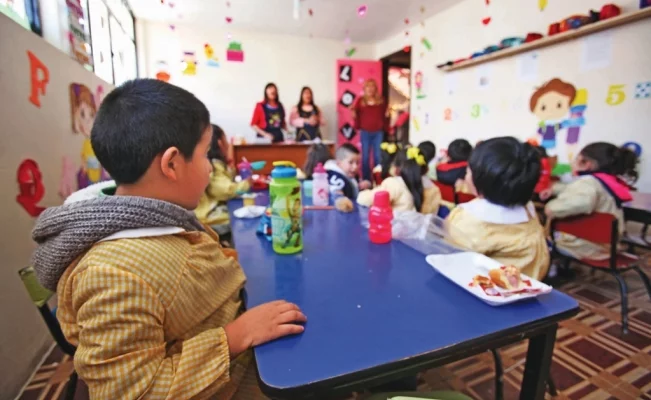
[{"left": 86, "top": 0, "right": 136, "bottom": 84}]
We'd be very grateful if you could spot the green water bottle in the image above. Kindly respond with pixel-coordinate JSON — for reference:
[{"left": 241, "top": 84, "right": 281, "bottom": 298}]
[{"left": 270, "top": 161, "right": 303, "bottom": 254}]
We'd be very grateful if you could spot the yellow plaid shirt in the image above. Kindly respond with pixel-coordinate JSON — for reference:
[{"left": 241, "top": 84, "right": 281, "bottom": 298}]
[{"left": 56, "top": 227, "right": 267, "bottom": 399}]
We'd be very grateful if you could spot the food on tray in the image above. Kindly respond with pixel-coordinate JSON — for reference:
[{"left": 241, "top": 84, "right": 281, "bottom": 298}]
[
  {"left": 471, "top": 275, "right": 493, "bottom": 287},
  {"left": 489, "top": 265, "right": 522, "bottom": 290}
]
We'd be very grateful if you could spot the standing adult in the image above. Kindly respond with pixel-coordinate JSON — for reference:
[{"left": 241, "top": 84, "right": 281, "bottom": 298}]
[
  {"left": 289, "top": 86, "right": 326, "bottom": 142},
  {"left": 351, "top": 79, "right": 388, "bottom": 181},
  {"left": 250, "top": 82, "right": 287, "bottom": 143}
]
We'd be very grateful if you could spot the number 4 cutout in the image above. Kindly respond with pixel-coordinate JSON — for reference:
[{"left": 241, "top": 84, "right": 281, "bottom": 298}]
[{"left": 606, "top": 84, "right": 626, "bottom": 106}]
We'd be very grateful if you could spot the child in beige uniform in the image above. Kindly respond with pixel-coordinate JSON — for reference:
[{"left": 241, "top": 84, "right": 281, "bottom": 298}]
[
  {"left": 541, "top": 142, "right": 637, "bottom": 260},
  {"left": 358, "top": 147, "right": 441, "bottom": 214},
  {"left": 31, "top": 79, "right": 306, "bottom": 399},
  {"left": 447, "top": 137, "right": 549, "bottom": 280}
]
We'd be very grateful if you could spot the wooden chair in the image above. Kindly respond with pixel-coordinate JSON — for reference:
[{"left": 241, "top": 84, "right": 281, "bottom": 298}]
[
  {"left": 18, "top": 267, "right": 78, "bottom": 400},
  {"left": 550, "top": 213, "right": 651, "bottom": 334}
]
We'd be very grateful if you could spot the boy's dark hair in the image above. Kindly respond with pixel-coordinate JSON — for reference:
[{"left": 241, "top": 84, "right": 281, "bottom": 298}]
[
  {"left": 208, "top": 124, "right": 227, "bottom": 163},
  {"left": 91, "top": 79, "right": 210, "bottom": 185},
  {"left": 448, "top": 139, "right": 473, "bottom": 162},
  {"left": 418, "top": 141, "right": 437, "bottom": 164},
  {"left": 469, "top": 137, "right": 540, "bottom": 207},
  {"left": 580, "top": 142, "right": 639, "bottom": 182},
  {"left": 534, "top": 145, "right": 548, "bottom": 158},
  {"left": 303, "top": 143, "right": 331, "bottom": 179},
  {"left": 336, "top": 143, "right": 360, "bottom": 160}
]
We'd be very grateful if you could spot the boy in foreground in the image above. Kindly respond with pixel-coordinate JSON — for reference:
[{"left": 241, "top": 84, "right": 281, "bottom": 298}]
[{"left": 31, "top": 79, "right": 306, "bottom": 399}]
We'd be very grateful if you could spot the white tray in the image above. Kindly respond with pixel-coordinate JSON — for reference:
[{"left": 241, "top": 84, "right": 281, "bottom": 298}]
[{"left": 425, "top": 252, "right": 552, "bottom": 306}]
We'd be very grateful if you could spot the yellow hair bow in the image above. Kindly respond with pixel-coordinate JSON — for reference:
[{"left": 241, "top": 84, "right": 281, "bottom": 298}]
[
  {"left": 406, "top": 147, "right": 426, "bottom": 166},
  {"left": 380, "top": 142, "right": 398, "bottom": 154}
]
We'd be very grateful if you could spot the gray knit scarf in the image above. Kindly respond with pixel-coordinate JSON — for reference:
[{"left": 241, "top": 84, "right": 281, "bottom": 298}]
[{"left": 32, "top": 195, "right": 205, "bottom": 291}]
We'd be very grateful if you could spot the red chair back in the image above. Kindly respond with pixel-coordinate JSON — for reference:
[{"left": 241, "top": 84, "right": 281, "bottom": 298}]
[
  {"left": 434, "top": 180, "right": 456, "bottom": 203},
  {"left": 456, "top": 192, "right": 476, "bottom": 204},
  {"left": 553, "top": 212, "right": 616, "bottom": 244}
]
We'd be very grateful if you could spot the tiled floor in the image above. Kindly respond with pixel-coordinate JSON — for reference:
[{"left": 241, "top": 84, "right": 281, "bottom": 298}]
[{"left": 19, "top": 265, "right": 651, "bottom": 400}]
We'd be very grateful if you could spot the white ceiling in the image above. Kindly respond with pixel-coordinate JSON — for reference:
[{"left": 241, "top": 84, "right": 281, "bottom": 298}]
[{"left": 128, "top": 0, "right": 458, "bottom": 43}]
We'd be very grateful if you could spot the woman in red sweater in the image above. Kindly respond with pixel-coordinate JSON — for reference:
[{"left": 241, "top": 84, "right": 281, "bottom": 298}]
[
  {"left": 351, "top": 79, "right": 388, "bottom": 181},
  {"left": 250, "top": 82, "right": 287, "bottom": 143}
]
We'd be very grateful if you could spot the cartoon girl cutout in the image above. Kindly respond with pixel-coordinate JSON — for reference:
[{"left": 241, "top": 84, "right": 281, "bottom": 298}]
[
  {"left": 70, "top": 83, "right": 109, "bottom": 189},
  {"left": 414, "top": 71, "right": 425, "bottom": 99},
  {"left": 529, "top": 78, "right": 576, "bottom": 156}
]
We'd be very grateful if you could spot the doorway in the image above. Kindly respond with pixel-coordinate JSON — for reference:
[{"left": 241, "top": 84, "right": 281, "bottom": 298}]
[{"left": 381, "top": 47, "right": 411, "bottom": 145}]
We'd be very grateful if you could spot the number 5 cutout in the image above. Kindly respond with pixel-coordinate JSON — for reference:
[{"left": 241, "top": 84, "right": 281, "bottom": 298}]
[{"left": 606, "top": 84, "right": 626, "bottom": 106}]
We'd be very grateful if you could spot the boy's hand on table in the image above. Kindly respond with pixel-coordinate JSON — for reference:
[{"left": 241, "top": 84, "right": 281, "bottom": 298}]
[
  {"left": 359, "top": 180, "right": 372, "bottom": 190},
  {"left": 224, "top": 300, "right": 306, "bottom": 358}
]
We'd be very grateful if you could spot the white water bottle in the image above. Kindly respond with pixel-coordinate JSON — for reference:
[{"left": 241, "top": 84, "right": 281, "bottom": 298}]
[{"left": 312, "top": 163, "right": 329, "bottom": 206}]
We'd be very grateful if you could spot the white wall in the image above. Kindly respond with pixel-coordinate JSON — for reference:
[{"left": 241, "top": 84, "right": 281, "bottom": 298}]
[
  {"left": 0, "top": 13, "right": 113, "bottom": 398},
  {"left": 138, "top": 21, "right": 375, "bottom": 141},
  {"left": 375, "top": 0, "right": 651, "bottom": 189}
]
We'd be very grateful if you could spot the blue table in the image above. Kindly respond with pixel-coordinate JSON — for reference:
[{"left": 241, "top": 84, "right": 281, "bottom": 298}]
[{"left": 228, "top": 199, "right": 579, "bottom": 400}]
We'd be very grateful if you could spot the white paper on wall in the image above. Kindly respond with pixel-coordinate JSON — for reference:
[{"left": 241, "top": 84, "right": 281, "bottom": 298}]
[
  {"left": 516, "top": 52, "right": 539, "bottom": 82},
  {"left": 443, "top": 72, "right": 458, "bottom": 96},
  {"left": 580, "top": 31, "right": 613, "bottom": 72},
  {"left": 477, "top": 64, "right": 491, "bottom": 90}
]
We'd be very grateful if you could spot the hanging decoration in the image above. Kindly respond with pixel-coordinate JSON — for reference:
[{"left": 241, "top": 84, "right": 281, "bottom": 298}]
[
  {"left": 345, "top": 47, "right": 357, "bottom": 57},
  {"left": 181, "top": 52, "right": 197, "bottom": 75},
  {"left": 155, "top": 61, "right": 171, "bottom": 82},
  {"left": 482, "top": 0, "right": 492, "bottom": 26},
  {"left": 204, "top": 43, "right": 220, "bottom": 67},
  {"left": 169, "top": 24, "right": 175, "bottom": 31},
  {"left": 357, "top": 5, "right": 367, "bottom": 17},
  {"left": 225, "top": 16, "right": 233, "bottom": 23},
  {"left": 414, "top": 71, "right": 426, "bottom": 99},
  {"left": 538, "top": 0, "right": 548, "bottom": 11},
  {"left": 226, "top": 42, "right": 245, "bottom": 62},
  {"left": 309, "top": 8, "right": 313, "bottom": 16},
  {"left": 421, "top": 37, "right": 432, "bottom": 50}
]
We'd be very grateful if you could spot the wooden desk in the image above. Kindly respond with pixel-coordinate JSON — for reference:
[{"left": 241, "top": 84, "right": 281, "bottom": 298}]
[{"left": 233, "top": 142, "right": 335, "bottom": 175}]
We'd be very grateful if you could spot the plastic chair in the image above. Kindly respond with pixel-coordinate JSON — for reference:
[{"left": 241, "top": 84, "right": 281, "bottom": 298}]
[
  {"left": 18, "top": 266, "right": 78, "bottom": 399},
  {"left": 433, "top": 181, "right": 456, "bottom": 204},
  {"left": 550, "top": 213, "right": 651, "bottom": 333}
]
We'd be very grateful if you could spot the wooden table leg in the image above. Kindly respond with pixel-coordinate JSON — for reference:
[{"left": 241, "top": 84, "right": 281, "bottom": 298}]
[{"left": 519, "top": 324, "right": 557, "bottom": 400}]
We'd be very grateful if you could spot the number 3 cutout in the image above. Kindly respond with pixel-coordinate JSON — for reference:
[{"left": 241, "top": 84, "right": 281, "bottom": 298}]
[{"left": 606, "top": 84, "right": 626, "bottom": 106}]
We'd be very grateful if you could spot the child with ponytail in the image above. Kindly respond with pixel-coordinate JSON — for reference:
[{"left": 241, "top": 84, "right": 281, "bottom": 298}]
[
  {"left": 357, "top": 147, "right": 441, "bottom": 214},
  {"left": 542, "top": 142, "right": 638, "bottom": 260}
]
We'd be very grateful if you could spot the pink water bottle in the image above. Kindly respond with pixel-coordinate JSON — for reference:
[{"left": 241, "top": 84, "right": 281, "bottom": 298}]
[
  {"left": 368, "top": 191, "right": 393, "bottom": 244},
  {"left": 238, "top": 158, "right": 252, "bottom": 180},
  {"left": 312, "top": 163, "right": 329, "bottom": 206}
]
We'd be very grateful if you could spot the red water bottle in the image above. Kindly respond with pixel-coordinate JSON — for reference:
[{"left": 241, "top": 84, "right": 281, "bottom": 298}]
[{"left": 368, "top": 191, "right": 393, "bottom": 244}]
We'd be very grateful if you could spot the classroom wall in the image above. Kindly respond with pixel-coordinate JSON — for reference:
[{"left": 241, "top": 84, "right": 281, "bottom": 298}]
[
  {"left": 0, "top": 14, "right": 113, "bottom": 398},
  {"left": 138, "top": 21, "right": 375, "bottom": 142},
  {"left": 375, "top": 0, "right": 651, "bottom": 189}
]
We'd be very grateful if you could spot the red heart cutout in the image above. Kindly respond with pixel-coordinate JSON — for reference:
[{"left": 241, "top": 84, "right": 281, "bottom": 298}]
[
  {"left": 225, "top": 17, "right": 233, "bottom": 23},
  {"left": 482, "top": 17, "right": 491, "bottom": 25}
]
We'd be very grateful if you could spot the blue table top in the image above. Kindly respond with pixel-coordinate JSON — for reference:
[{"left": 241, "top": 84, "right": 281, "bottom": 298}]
[{"left": 227, "top": 198, "right": 579, "bottom": 395}]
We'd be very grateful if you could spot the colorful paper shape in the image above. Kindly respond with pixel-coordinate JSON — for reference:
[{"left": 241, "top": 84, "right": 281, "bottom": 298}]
[
  {"left": 539, "top": 0, "right": 548, "bottom": 11},
  {"left": 357, "top": 5, "right": 367, "bottom": 17},
  {"left": 482, "top": 17, "right": 491, "bottom": 25},
  {"left": 606, "top": 84, "right": 626, "bottom": 105},
  {"left": 204, "top": 43, "right": 220, "bottom": 67},
  {"left": 471, "top": 104, "right": 481, "bottom": 118},
  {"left": 634, "top": 82, "right": 651, "bottom": 99},
  {"left": 225, "top": 16, "right": 233, "bottom": 23},
  {"left": 95, "top": 84, "right": 105, "bottom": 106},
  {"left": 412, "top": 117, "right": 420, "bottom": 132},
  {"left": 339, "top": 90, "right": 356, "bottom": 107},
  {"left": 340, "top": 123, "right": 356, "bottom": 140},
  {"left": 27, "top": 51, "right": 49, "bottom": 108},
  {"left": 414, "top": 71, "right": 426, "bottom": 99},
  {"left": 226, "top": 42, "right": 244, "bottom": 62},
  {"left": 421, "top": 37, "right": 432, "bottom": 51},
  {"left": 346, "top": 47, "right": 357, "bottom": 57},
  {"left": 16, "top": 159, "right": 46, "bottom": 217},
  {"left": 182, "top": 51, "right": 197, "bottom": 74}
]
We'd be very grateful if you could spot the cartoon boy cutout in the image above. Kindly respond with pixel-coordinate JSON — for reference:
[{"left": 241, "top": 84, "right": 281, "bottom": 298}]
[{"left": 529, "top": 78, "right": 577, "bottom": 156}]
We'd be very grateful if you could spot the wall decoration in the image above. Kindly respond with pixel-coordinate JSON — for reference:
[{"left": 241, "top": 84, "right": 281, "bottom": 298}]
[
  {"left": 421, "top": 37, "right": 432, "bottom": 51},
  {"left": 482, "top": 17, "right": 491, "bottom": 25},
  {"left": 414, "top": 71, "right": 426, "bottom": 99},
  {"left": 340, "top": 123, "right": 356, "bottom": 140},
  {"left": 530, "top": 78, "right": 587, "bottom": 170},
  {"left": 16, "top": 159, "right": 46, "bottom": 217},
  {"left": 70, "top": 83, "right": 110, "bottom": 189},
  {"left": 425, "top": 113, "right": 430, "bottom": 124},
  {"left": 580, "top": 31, "right": 613, "bottom": 72},
  {"left": 169, "top": 24, "right": 175, "bottom": 31},
  {"left": 412, "top": 116, "right": 420, "bottom": 132},
  {"left": 226, "top": 42, "right": 244, "bottom": 62},
  {"left": 339, "top": 90, "right": 356, "bottom": 107},
  {"left": 58, "top": 156, "right": 77, "bottom": 200},
  {"left": 345, "top": 47, "right": 357, "bottom": 57},
  {"left": 634, "top": 82, "right": 651, "bottom": 99},
  {"left": 538, "top": 0, "right": 548, "bottom": 11},
  {"left": 357, "top": 5, "right": 367, "bottom": 17},
  {"left": 444, "top": 108, "right": 453, "bottom": 121},
  {"left": 622, "top": 141, "right": 642, "bottom": 157},
  {"left": 339, "top": 64, "right": 352, "bottom": 82},
  {"left": 471, "top": 104, "right": 481, "bottom": 118},
  {"left": 204, "top": 43, "right": 220, "bottom": 67},
  {"left": 225, "top": 17, "right": 233, "bottom": 23},
  {"left": 516, "top": 52, "right": 539, "bottom": 82},
  {"left": 95, "top": 84, "right": 105, "bottom": 106},
  {"left": 27, "top": 51, "right": 49, "bottom": 108},
  {"left": 66, "top": 0, "right": 92, "bottom": 67},
  {"left": 182, "top": 51, "right": 197, "bottom": 74},
  {"left": 605, "top": 84, "right": 626, "bottom": 105},
  {"left": 155, "top": 61, "right": 171, "bottom": 82}
]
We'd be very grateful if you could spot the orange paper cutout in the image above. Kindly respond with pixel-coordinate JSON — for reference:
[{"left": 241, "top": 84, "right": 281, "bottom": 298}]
[{"left": 27, "top": 51, "right": 50, "bottom": 108}]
